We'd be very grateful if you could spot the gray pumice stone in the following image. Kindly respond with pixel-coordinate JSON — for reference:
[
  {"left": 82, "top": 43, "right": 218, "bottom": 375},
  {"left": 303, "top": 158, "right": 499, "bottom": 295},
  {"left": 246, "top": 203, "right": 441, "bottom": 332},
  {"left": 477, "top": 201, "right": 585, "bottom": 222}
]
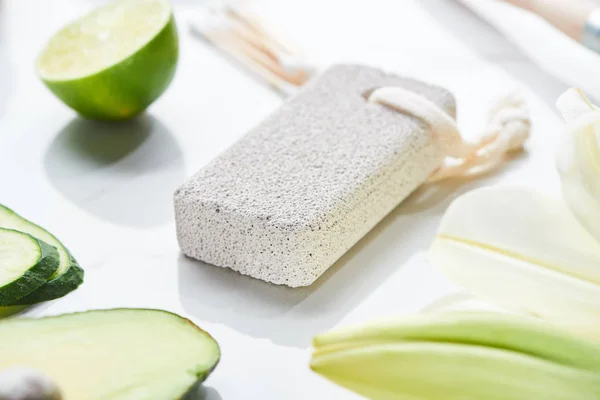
[{"left": 174, "top": 64, "right": 456, "bottom": 287}]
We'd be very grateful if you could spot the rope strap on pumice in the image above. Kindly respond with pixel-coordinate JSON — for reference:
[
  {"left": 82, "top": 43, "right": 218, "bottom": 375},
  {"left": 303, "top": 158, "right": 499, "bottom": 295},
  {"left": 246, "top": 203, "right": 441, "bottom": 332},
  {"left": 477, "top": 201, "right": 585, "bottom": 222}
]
[{"left": 368, "top": 88, "right": 531, "bottom": 182}]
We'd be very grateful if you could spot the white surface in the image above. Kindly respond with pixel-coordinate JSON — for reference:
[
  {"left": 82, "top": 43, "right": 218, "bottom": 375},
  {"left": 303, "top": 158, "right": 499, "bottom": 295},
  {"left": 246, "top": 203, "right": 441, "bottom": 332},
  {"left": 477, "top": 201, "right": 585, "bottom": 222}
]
[{"left": 0, "top": 0, "right": 576, "bottom": 398}]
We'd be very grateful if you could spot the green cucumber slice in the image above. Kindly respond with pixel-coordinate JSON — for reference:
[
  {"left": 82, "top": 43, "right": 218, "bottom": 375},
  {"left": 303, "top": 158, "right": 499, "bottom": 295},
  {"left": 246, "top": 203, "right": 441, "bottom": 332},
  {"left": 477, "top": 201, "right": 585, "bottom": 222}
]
[
  {"left": 0, "top": 229, "right": 60, "bottom": 305},
  {"left": 0, "top": 205, "right": 83, "bottom": 304},
  {"left": 0, "top": 305, "right": 29, "bottom": 319},
  {"left": 0, "top": 309, "right": 221, "bottom": 399}
]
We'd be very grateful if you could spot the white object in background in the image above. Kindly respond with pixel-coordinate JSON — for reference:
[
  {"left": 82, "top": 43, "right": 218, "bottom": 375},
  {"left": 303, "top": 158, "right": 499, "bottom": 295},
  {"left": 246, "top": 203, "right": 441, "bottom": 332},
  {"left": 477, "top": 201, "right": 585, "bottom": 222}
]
[
  {"left": 458, "top": 0, "right": 600, "bottom": 100},
  {"left": 583, "top": 8, "right": 600, "bottom": 53}
]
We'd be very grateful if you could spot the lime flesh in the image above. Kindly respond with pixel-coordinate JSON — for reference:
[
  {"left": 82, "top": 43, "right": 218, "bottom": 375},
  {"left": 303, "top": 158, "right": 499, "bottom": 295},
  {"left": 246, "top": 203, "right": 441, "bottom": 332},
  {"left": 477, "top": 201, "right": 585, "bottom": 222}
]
[{"left": 38, "top": 0, "right": 178, "bottom": 120}]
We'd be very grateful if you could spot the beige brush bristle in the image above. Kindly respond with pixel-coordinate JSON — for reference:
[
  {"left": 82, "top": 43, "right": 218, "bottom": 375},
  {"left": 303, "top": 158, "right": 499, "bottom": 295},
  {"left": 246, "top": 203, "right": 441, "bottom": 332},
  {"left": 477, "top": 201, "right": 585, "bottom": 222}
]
[{"left": 189, "top": 5, "right": 313, "bottom": 93}]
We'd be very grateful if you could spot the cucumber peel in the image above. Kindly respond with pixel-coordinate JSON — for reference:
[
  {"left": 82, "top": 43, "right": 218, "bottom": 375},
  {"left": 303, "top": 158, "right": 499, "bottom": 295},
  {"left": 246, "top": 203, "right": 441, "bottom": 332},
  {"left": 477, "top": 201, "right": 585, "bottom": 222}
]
[
  {"left": 0, "top": 205, "right": 83, "bottom": 304},
  {"left": 0, "top": 305, "right": 29, "bottom": 319},
  {"left": 0, "top": 229, "right": 60, "bottom": 305},
  {"left": 0, "top": 309, "right": 221, "bottom": 399}
]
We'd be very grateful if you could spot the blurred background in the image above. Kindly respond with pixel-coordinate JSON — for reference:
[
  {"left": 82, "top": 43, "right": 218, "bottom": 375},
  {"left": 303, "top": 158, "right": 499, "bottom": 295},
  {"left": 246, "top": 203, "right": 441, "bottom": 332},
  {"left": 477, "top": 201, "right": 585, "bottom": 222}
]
[{"left": 3, "top": 0, "right": 600, "bottom": 119}]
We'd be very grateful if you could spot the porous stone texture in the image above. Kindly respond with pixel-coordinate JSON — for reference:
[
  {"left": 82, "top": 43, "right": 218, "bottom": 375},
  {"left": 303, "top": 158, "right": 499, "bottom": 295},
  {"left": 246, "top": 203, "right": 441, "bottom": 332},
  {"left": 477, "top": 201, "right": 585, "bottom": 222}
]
[{"left": 175, "top": 64, "right": 456, "bottom": 287}]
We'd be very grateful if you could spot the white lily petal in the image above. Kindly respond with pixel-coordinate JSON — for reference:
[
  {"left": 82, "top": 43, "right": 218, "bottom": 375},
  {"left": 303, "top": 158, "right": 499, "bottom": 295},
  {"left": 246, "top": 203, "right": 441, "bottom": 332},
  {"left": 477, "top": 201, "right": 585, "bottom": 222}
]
[
  {"left": 556, "top": 89, "right": 600, "bottom": 243},
  {"left": 556, "top": 88, "right": 597, "bottom": 123},
  {"left": 429, "top": 186, "right": 600, "bottom": 336}
]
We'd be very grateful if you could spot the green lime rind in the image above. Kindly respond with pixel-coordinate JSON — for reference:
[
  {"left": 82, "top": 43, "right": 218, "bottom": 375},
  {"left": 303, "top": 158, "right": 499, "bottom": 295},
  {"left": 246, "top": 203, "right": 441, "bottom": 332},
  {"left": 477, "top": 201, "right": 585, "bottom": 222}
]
[
  {"left": 0, "top": 229, "right": 60, "bottom": 306},
  {"left": 0, "top": 204, "right": 84, "bottom": 305},
  {"left": 38, "top": 9, "right": 178, "bottom": 121}
]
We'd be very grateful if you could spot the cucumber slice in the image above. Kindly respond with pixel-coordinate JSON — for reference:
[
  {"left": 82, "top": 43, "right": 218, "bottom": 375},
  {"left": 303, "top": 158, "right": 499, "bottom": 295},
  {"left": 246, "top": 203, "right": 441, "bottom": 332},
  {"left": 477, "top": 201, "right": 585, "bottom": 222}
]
[
  {"left": 0, "top": 205, "right": 83, "bottom": 304},
  {"left": 0, "top": 309, "right": 221, "bottom": 399},
  {"left": 0, "top": 229, "right": 60, "bottom": 305},
  {"left": 0, "top": 305, "right": 29, "bottom": 319}
]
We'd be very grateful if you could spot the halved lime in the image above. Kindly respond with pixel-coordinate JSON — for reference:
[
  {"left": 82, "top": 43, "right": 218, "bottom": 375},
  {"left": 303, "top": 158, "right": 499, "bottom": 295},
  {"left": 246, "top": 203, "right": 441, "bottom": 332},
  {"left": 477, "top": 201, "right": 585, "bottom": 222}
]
[{"left": 37, "top": 0, "right": 178, "bottom": 121}]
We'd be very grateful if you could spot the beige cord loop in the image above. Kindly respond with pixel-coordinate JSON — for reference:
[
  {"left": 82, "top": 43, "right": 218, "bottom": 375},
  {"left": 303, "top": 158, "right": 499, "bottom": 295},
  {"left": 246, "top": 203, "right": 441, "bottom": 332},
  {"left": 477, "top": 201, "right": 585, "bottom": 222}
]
[{"left": 368, "top": 88, "right": 531, "bottom": 183}]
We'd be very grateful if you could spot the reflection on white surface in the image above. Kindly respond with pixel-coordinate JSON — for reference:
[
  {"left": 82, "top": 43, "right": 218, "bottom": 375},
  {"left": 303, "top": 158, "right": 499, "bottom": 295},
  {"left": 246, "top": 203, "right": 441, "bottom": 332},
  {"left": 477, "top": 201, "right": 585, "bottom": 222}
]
[
  {"left": 183, "top": 386, "right": 222, "bottom": 400},
  {"left": 44, "top": 115, "right": 185, "bottom": 228},
  {"left": 459, "top": 0, "right": 600, "bottom": 101},
  {"left": 176, "top": 179, "right": 481, "bottom": 348},
  {"left": 421, "top": 0, "right": 569, "bottom": 109}
]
